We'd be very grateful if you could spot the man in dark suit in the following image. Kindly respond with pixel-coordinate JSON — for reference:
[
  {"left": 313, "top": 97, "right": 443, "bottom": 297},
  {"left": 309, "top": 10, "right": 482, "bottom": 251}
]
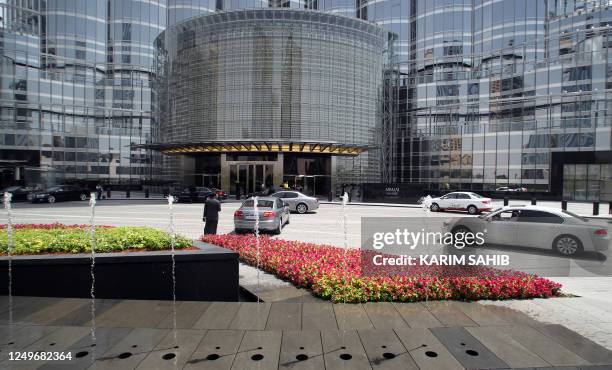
[{"left": 203, "top": 193, "right": 221, "bottom": 234}]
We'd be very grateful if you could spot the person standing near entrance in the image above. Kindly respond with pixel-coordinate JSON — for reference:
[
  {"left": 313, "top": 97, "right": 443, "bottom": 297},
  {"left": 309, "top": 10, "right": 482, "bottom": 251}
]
[{"left": 203, "top": 193, "right": 221, "bottom": 234}]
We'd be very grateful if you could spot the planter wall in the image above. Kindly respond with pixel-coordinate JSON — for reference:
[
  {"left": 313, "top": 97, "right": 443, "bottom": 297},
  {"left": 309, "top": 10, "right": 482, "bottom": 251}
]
[{"left": 0, "top": 241, "right": 238, "bottom": 301}]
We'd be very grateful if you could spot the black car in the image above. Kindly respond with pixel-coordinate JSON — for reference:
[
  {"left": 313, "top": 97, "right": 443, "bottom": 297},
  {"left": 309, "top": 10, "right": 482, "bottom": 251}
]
[
  {"left": 1, "top": 186, "right": 33, "bottom": 202},
  {"left": 173, "top": 187, "right": 214, "bottom": 203},
  {"left": 29, "top": 185, "right": 89, "bottom": 203}
]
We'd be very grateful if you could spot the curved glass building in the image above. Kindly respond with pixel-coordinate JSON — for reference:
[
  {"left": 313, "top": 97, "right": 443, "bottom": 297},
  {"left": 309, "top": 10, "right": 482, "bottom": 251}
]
[{"left": 153, "top": 9, "right": 387, "bottom": 195}]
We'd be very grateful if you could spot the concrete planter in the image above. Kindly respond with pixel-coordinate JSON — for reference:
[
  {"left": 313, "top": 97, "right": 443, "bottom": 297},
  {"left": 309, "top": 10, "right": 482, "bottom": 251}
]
[{"left": 0, "top": 241, "right": 238, "bottom": 301}]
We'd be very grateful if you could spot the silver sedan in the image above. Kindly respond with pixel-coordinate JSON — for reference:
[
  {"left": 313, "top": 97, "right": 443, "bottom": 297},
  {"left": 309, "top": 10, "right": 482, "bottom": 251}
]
[
  {"left": 234, "top": 197, "right": 290, "bottom": 234},
  {"left": 443, "top": 205, "right": 609, "bottom": 256},
  {"left": 271, "top": 191, "right": 319, "bottom": 214}
]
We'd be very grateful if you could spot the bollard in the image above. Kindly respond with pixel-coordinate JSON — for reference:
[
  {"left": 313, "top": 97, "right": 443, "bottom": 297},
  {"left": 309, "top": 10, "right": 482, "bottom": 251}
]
[
  {"left": 561, "top": 200, "right": 567, "bottom": 210},
  {"left": 531, "top": 197, "right": 536, "bottom": 205},
  {"left": 593, "top": 202, "right": 599, "bottom": 216},
  {"left": 609, "top": 202, "right": 612, "bottom": 215},
  {"left": 503, "top": 197, "right": 509, "bottom": 206},
  {"left": 145, "top": 189, "right": 150, "bottom": 198},
  {"left": 328, "top": 192, "right": 332, "bottom": 202},
  {"left": 126, "top": 189, "right": 130, "bottom": 198},
  {"left": 106, "top": 189, "right": 111, "bottom": 199}
]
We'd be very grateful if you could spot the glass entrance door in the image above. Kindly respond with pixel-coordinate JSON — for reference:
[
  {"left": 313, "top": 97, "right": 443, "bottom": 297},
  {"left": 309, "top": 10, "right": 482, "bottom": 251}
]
[{"left": 229, "top": 163, "right": 274, "bottom": 196}]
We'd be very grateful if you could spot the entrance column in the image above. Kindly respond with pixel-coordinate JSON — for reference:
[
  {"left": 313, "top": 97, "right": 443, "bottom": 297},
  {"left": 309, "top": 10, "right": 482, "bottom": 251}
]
[
  {"left": 220, "top": 154, "right": 230, "bottom": 192},
  {"left": 274, "top": 153, "right": 284, "bottom": 186}
]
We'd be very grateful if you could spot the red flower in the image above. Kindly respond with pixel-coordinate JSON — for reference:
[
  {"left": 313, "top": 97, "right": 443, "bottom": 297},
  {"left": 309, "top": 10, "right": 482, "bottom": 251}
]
[{"left": 202, "top": 234, "right": 562, "bottom": 303}]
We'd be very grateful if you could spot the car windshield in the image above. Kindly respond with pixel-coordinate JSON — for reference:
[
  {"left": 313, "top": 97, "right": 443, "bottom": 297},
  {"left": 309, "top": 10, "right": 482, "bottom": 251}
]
[
  {"left": 241, "top": 199, "right": 274, "bottom": 208},
  {"left": 480, "top": 208, "right": 502, "bottom": 218},
  {"left": 562, "top": 210, "right": 588, "bottom": 222},
  {"left": 469, "top": 192, "right": 484, "bottom": 198}
]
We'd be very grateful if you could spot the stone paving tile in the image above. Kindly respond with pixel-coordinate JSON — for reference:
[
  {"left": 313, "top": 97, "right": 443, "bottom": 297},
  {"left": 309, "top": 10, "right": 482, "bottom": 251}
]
[
  {"left": 278, "top": 330, "right": 324, "bottom": 370},
  {"left": 392, "top": 302, "right": 443, "bottom": 328},
  {"left": 363, "top": 302, "right": 409, "bottom": 330},
  {"left": 394, "top": 327, "right": 463, "bottom": 370},
  {"left": 449, "top": 301, "right": 511, "bottom": 326},
  {"left": 19, "top": 298, "right": 89, "bottom": 326},
  {"left": 228, "top": 302, "right": 271, "bottom": 330},
  {"left": 501, "top": 324, "right": 591, "bottom": 367},
  {"left": 50, "top": 299, "right": 120, "bottom": 327},
  {"left": 231, "top": 330, "right": 282, "bottom": 370},
  {"left": 39, "top": 327, "right": 132, "bottom": 370},
  {"left": 0, "top": 297, "right": 61, "bottom": 324},
  {"left": 184, "top": 329, "right": 245, "bottom": 370},
  {"left": 89, "top": 328, "right": 169, "bottom": 369},
  {"left": 301, "top": 303, "right": 337, "bottom": 331},
  {"left": 534, "top": 324, "right": 612, "bottom": 365},
  {"left": 5, "top": 326, "right": 91, "bottom": 370},
  {"left": 423, "top": 301, "right": 479, "bottom": 327},
  {"left": 92, "top": 300, "right": 173, "bottom": 328},
  {"left": 0, "top": 325, "right": 59, "bottom": 363},
  {"left": 192, "top": 302, "right": 241, "bottom": 330},
  {"left": 430, "top": 326, "right": 508, "bottom": 369},
  {"left": 266, "top": 302, "right": 302, "bottom": 331},
  {"left": 321, "top": 330, "right": 371, "bottom": 370},
  {"left": 357, "top": 328, "right": 418, "bottom": 369},
  {"left": 136, "top": 329, "right": 206, "bottom": 369},
  {"left": 334, "top": 304, "right": 375, "bottom": 330},
  {"left": 155, "top": 301, "right": 211, "bottom": 329},
  {"left": 465, "top": 326, "right": 551, "bottom": 368}
]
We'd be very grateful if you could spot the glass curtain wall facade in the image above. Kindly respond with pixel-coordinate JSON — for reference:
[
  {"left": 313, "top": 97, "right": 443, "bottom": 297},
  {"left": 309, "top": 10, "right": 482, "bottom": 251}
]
[
  {"left": 382, "top": 0, "right": 612, "bottom": 200},
  {"left": 1, "top": 0, "right": 166, "bottom": 189},
  {"left": 154, "top": 9, "right": 386, "bottom": 188}
]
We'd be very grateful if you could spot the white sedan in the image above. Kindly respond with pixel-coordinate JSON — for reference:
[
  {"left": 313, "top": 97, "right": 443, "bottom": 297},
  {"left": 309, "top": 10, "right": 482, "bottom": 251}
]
[
  {"left": 430, "top": 192, "right": 492, "bottom": 215},
  {"left": 443, "top": 205, "right": 609, "bottom": 256},
  {"left": 271, "top": 191, "right": 319, "bottom": 214}
]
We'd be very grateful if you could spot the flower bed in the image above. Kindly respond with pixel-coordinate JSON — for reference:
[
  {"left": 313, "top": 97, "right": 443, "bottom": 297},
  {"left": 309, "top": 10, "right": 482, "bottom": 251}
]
[
  {"left": 1, "top": 224, "right": 192, "bottom": 255},
  {"left": 202, "top": 234, "right": 562, "bottom": 303}
]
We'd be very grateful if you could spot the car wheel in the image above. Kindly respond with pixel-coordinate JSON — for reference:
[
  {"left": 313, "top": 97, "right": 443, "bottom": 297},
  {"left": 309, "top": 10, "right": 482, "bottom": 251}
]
[
  {"left": 296, "top": 203, "right": 308, "bottom": 214},
  {"left": 47, "top": 195, "right": 56, "bottom": 204},
  {"left": 79, "top": 193, "right": 88, "bottom": 201},
  {"left": 272, "top": 221, "right": 282, "bottom": 235},
  {"left": 553, "top": 235, "right": 582, "bottom": 256},
  {"left": 430, "top": 203, "right": 440, "bottom": 212},
  {"left": 467, "top": 205, "right": 478, "bottom": 215}
]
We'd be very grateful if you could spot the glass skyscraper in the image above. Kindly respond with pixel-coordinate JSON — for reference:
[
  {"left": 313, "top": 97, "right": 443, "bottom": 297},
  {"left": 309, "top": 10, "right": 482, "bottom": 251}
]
[{"left": 2, "top": 1, "right": 611, "bottom": 200}]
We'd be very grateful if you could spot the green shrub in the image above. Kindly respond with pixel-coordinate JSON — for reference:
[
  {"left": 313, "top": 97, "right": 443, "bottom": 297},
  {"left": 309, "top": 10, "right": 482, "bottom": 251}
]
[{"left": 0, "top": 226, "right": 192, "bottom": 255}]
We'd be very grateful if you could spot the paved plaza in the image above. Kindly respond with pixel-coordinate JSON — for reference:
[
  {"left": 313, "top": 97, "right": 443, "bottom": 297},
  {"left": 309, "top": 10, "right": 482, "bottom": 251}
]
[
  {"left": 1, "top": 296, "right": 612, "bottom": 369},
  {"left": 1, "top": 200, "right": 612, "bottom": 368}
]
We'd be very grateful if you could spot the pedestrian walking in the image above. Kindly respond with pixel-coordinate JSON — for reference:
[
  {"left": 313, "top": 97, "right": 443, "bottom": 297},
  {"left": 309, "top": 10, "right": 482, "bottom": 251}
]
[
  {"left": 203, "top": 193, "right": 221, "bottom": 234},
  {"left": 95, "top": 184, "right": 103, "bottom": 200}
]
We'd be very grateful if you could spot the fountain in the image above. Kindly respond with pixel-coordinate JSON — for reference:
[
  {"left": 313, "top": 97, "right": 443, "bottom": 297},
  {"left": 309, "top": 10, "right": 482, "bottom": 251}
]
[
  {"left": 88, "top": 192, "right": 97, "bottom": 356},
  {"left": 167, "top": 195, "right": 178, "bottom": 351},
  {"left": 420, "top": 195, "right": 432, "bottom": 301},
  {"left": 3, "top": 192, "right": 13, "bottom": 342},
  {"left": 253, "top": 196, "right": 260, "bottom": 303}
]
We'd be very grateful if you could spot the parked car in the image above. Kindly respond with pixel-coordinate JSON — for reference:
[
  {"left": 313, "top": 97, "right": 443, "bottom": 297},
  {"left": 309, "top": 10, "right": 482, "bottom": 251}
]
[
  {"left": 271, "top": 191, "right": 319, "bottom": 214},
  {"left": 430, "top": 192, "right": 492, "bottom": 214},
  {"left": 1, "top": 186, "right": 33, "bottom": 202},
  {"left": 443, "top": 205, "right": 609, "bottom": 256},
  {"left": 234, "top": 197, "right": 290, "bottom": 234},
  {"left": 495, "top": 186, "right": 528, "bottom": 192},
  {"left": 29, "top": 185, "right": 89, "bottom": 203},
  {"left": 210, "top": 188, "right": 227, "bottom": 201},
  {"left": 174, "top": 187, "right": 214, "bottom": 203}
]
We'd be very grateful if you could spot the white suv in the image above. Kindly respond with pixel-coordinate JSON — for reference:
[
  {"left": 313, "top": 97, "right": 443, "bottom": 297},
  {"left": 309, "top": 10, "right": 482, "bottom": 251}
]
[{"left": 430, "top": 192, "right": 492, "bottom": 215}]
